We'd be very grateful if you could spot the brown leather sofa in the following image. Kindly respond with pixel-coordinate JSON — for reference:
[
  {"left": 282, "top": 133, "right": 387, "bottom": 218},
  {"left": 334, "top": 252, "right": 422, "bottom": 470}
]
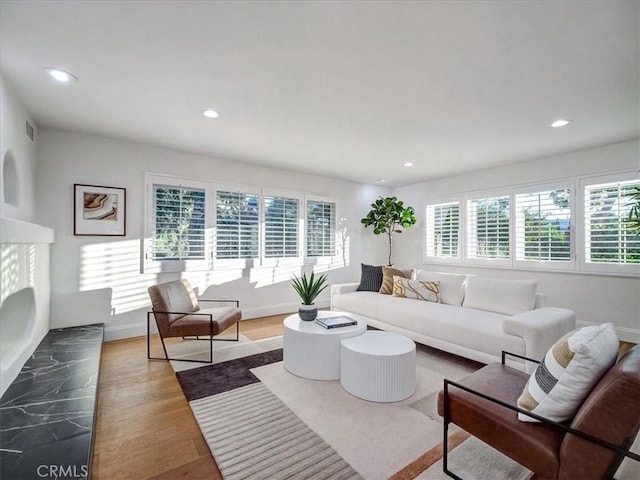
[
  {"left": 147, "top": 279, "right": 241, "bottom": 363},
  {"left": 438, "top": 346, "right": 640, "bottom": 479}
]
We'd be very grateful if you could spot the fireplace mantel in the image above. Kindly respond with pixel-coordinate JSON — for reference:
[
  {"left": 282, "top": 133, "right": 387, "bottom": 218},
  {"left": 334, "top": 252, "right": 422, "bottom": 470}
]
[{"left": 0, "top": 216, "right": 54, "bottom": 244}]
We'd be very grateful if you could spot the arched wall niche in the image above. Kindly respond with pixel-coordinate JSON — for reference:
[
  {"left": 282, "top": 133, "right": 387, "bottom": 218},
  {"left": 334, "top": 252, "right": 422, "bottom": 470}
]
[{"left": 3, "top": 150, "right": 20, "bottom": 207}]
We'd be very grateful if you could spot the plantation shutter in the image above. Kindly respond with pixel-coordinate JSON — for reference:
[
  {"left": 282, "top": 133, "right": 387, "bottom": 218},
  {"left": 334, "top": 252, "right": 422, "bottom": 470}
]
[
  {"left": 426, "top": 202, "right": 460, "bottom": 258},
  {"left": 306, "top": 200, "right": 336, "bottom": 257},
  {"left": 515, "top": 189, "right": 571, "bottom": 262},
  {"left": 467, "top": 196, "right": 510, "bottom": 259},
  {"left": 264, "top": 194, "right": 300, "bottom": 258},
  {"left": 215, "top": 190, "right": 259, "bottom": 259},
  {"left": 585, "top": 180, "right": 640, "bottom": 265},
  {"left": 152, "top": 185, "right": 206, "bottom": 260}
]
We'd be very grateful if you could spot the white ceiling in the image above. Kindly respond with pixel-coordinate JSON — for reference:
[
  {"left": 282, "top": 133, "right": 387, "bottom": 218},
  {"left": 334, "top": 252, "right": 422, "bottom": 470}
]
[{"left": 1, "top": 0, "right": 638, "bottom": 187}]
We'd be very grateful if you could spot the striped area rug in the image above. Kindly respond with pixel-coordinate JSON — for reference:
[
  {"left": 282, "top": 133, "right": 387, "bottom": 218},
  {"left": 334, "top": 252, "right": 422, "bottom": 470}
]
[{"left": 190, "top": 382, "right": 363, "bottom": 480}]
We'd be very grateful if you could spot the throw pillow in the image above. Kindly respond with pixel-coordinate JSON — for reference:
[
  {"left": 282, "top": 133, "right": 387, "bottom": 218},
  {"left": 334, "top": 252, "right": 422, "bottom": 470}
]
[
  {"left": 517, "top": 323, "right": 619, "bottom": 423},
  {"left": 392, "top": 276, "right": 441, "bottom": 303},
  {"left": 379, "top": 266, "right": 412, "bottom": 295},
  {"left": 462, "top": 277, "right": 537, "bottom": 316},
  {"left": 414, "top": 270, "right": 467, "bottom": 306},
  {"left": 356, "top": 263, "right": 384, "bottom": 292}
]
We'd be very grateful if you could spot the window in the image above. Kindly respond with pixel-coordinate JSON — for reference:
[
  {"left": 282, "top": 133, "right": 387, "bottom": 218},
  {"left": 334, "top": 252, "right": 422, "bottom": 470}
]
[
  {"left": 213, "top": 186, "right": 303, "bottom": 266},
  {"left": 143, "top": 174, "right": 334, "bottom": 271},
  {"left": 263, "top": 194, "right": 300, "bottom": 259},
  {"left": 584, "top": 178, "right": 640, "bottom": 268},
  {"left": 467, "top": 195, "right": 510, "bottom": 261},
  {"left": 425, "top": 202, "right": 460, "bottom": 260},
  {"left": 306, "top": 199, "right": 336, "bottom": 257},
  {"left": 153, "top": 185, "right": 206, "bottom": 260},
  {"left": 215, "top": 189, "right": 259, "bottom": 260},
  {"left": 515, "top": 188, "right": 572, "bottom": 265},
  {"left": 144, "top": 175, "right": 211, "bottom": 272}
]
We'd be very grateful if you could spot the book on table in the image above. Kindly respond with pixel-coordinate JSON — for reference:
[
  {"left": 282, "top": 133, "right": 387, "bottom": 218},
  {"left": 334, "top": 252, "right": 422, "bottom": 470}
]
[{"left": 315, "top": 315, "right": 357, "bottom": 329}]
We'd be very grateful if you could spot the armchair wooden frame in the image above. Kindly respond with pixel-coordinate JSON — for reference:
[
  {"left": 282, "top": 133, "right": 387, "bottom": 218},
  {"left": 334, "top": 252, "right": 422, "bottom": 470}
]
[
  {"left": 441, "top": 351, "right": 640, "bottom": 480},
  {"left": 147, "top": 299, "right": 240, "bottom": 364}
]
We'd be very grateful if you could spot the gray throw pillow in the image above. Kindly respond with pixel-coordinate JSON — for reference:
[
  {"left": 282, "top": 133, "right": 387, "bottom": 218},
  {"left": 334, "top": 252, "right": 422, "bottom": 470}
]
[{"left": 356, "top": 263, "right": 383, "bottom": 292}]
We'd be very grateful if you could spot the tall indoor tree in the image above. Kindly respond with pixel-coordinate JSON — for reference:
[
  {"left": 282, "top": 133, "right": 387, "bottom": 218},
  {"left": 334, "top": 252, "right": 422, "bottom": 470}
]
[{"left": 361, "top": 196, "right": 417, "bottom": 265}]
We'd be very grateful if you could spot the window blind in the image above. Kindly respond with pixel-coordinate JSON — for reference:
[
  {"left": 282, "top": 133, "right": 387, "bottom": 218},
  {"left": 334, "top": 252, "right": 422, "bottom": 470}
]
[
  {"left": 307, "top": 200, "right": 336, "bottom": 257},
  {"left": 216, "top": 190, "right": 259, "bottom": 259},
  {"left": 264, "top": 195, "right": 299, "bottom": 258},
  {"left": 585, "top": 180, "right": 640, "bottom": 265},
  {"left": 467, "top": 196, "right": 510, "bottom": 259},
  {"left": 515, "top": 189, "right": 571, "bottom": 262},
  {"left": 152, "top": 185, "right": 206, "bottom": 260},
  {"left": 426, "top": 202, "right": 459, "bottom": 258}
]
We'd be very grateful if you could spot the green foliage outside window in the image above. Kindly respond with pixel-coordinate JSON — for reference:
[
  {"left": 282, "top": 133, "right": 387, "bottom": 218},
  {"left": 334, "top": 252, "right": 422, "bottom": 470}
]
[
  {"left": 588, "top": 183, "right": 640, "bottom": 264},
  {"left": 154, "top": 186, "right": 205, "bottom": 260}
]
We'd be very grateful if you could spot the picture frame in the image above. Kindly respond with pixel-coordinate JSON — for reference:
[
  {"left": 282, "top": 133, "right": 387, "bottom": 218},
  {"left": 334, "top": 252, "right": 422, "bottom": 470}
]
[{"left": 74, "top": 184, "right": 126, "bottom": 236}]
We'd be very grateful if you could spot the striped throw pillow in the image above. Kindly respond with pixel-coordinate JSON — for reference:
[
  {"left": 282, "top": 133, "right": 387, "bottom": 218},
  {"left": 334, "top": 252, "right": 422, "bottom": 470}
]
[
  {"left": 517, "top": 323, "right": 619, "bottom": 422},
  {"left": 356, "top": 264, "right": 383, "bottom": 292}
]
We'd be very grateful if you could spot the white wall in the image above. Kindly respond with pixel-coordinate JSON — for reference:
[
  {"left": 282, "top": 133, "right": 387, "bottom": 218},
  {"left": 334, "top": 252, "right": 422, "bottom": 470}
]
[
  {"left": 1, "top": 76, "right": 37, "bottom": 221},
  {"left": 393, "top": 140, "right": 640, "bottom": 342},
  {"left": 35, "top": 128, "right": 390, "bottom": 340},
  {"left": 0, "top": 76, "right": 53, "bottom": 396}
]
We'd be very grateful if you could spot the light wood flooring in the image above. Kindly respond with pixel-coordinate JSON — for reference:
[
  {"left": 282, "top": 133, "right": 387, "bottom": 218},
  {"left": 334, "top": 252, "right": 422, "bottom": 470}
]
[
  {"left": 92, "top": 316, "right": 637, "bottom": 479},
  {"left": 91, "top": 314, "right": 286, "bottom": 480}
]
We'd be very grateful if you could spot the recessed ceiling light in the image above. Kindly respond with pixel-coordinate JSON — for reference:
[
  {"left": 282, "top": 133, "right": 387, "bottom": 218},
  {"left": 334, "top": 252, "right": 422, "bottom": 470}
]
[
  {"left": 403, "top": 162, "right": 414, "bottom": 167},
  {"left": 551, "top": 119, "right": 571, "bottom": 128},
  {"left": 202, "top": 109, "right": 220, "bottom": 119},
  {"left": 376, "top": 179, "right": 385, "bottom": 183},
  {"left": 44, "top": 67, "right": 77, "bottom": 83}
]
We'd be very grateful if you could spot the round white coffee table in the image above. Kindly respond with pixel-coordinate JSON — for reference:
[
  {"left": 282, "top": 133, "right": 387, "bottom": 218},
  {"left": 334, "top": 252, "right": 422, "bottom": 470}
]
[
  {"left": 340, "top": 330, "right": 416, "bottom": 402},
  {"left": 283, "top": 311, "right": 366, "bottom": 380}
]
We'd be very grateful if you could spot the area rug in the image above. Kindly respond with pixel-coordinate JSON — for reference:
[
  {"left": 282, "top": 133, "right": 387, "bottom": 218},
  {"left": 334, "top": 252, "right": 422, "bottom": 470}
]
[
  {"left": 176, "top": 340, "right": 541, "bottom": 479},
  {"left": 251, "top": 349, "right": 533, "bottom": 480},
  {"left": 168, "top": 334, "right": 283, "bottom": 372}
]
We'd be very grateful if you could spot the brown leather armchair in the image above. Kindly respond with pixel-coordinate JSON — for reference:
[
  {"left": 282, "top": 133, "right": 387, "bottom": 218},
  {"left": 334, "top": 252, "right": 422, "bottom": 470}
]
[
  {"left": 438, "top": 346, "right": 640, "bottom": 480},
  {"left": 147, "top": 279, "right": 241, "bottom": 363}
]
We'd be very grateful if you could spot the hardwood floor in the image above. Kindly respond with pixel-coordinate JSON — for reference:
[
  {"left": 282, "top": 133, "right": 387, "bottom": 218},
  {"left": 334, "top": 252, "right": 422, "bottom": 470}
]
[
  {"left": 92, "top": 317, "right": 638, "bottom": 479},
  {"left": 92, "top": 314, "right": 287, "bottom": 480}
]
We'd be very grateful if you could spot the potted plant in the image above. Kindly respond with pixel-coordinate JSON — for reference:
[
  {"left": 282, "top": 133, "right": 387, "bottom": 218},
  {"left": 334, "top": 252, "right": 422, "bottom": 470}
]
[
  {"left": 291, "top": 271, "right": 328, "bottom": 321},
  {"left": 361, "top": 196, "right": 417, "bottom": 266}
]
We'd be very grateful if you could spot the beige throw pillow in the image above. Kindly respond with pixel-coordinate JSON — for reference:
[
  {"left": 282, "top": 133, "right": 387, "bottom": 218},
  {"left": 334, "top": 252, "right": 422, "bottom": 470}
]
[{"left": 379, "top": 266, "right": 412, "bottom": 294}]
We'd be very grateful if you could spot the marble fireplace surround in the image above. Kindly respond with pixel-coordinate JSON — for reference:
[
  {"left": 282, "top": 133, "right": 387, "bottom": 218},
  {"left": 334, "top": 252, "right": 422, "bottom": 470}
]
[{"left": 0, "top": 217, "right": 106, "bottom": 479}]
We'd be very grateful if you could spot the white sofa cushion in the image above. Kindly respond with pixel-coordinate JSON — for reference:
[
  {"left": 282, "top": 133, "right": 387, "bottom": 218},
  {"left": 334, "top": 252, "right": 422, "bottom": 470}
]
[
  {"left": 392, "top": 276, "right": 440, "bottom": 303},
  {"left": 517, "top": 323, "right": 619, "bottom": 422},
  {"left": 332, "top": 291, "right": 524, "bottom": 359},
  {"left": 414, "top": 270, "right": 467, "bottom": 306},
  {"left": 463, "top": 277, "right": 537, "bottom": 316}
]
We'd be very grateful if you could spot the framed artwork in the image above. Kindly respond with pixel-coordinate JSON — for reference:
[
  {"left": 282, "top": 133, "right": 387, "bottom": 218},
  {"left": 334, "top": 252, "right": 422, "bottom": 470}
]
[{"left": 74, "top": 184, "right": 126, "bottom": 236}]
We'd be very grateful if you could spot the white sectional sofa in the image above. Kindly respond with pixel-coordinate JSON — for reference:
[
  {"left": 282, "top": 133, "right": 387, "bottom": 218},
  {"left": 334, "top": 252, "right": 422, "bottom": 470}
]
[{"left": 330, "top": 269, "right": 576, "bottom": 370}]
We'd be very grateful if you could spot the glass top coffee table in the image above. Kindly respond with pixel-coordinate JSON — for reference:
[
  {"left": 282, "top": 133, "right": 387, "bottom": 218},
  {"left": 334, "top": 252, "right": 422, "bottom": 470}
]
[{"left": 283, "top": 311, "right": 366, "bottom": 380}]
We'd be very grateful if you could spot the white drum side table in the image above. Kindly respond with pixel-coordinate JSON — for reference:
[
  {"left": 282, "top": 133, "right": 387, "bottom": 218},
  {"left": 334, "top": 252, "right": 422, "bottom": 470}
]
[
  {"left": 283, "top": 311, "right": 366, "bottom": 380},
  {"left": 340, "top": 330, "right": 416, "bottom": 402}
]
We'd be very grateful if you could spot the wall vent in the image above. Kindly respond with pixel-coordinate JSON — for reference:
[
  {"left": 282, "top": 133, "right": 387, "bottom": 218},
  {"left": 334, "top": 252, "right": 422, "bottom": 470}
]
[{"left": 25, "top": 121, "right": 35, "bottom": 142}]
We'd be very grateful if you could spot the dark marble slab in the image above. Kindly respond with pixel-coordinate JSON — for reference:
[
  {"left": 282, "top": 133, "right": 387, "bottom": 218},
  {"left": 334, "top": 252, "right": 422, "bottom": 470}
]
[{"left": 1, "top": 324, "right": 103, "bottom": 480}]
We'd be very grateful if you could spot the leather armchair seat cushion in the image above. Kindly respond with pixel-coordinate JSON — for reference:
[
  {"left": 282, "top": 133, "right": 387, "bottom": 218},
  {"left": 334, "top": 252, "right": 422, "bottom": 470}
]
[
  {"left": 168, "top": 307, "right": 241, "bottom": 338},
  {"left": 437, "top": 363, "right": 564, "bottom": 479}
]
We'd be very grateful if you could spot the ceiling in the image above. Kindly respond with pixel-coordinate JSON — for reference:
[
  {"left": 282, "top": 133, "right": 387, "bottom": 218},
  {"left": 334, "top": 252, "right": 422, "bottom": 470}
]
[{"left": 1, "top": 1, "right": 638, "bottom": 187}]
